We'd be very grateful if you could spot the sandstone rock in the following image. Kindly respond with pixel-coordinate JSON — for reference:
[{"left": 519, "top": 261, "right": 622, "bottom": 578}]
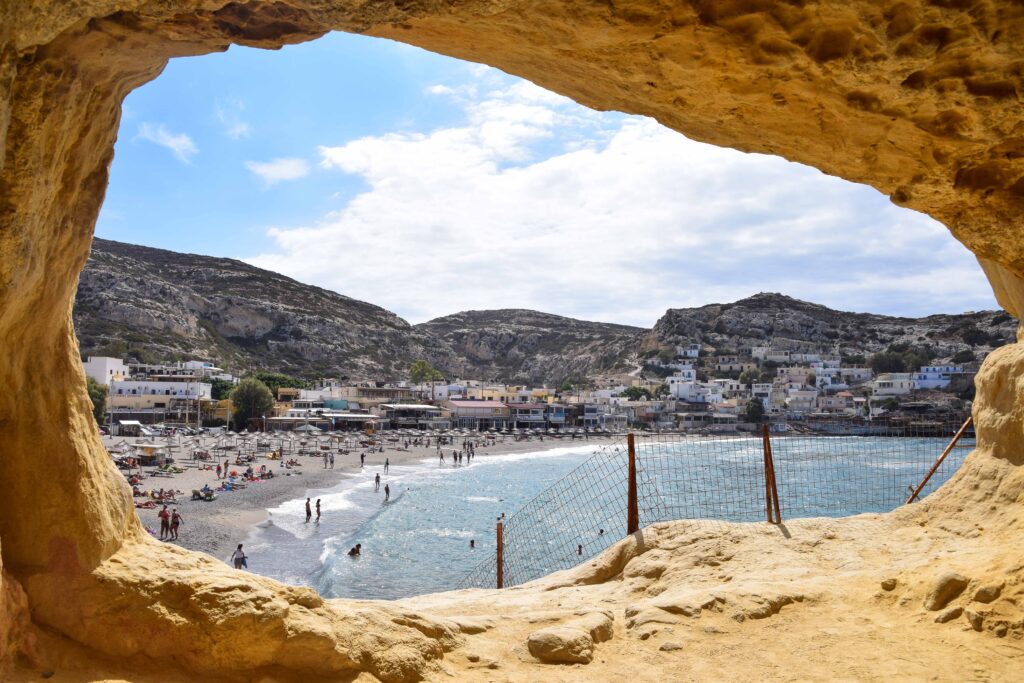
[
  {"left": 994, "top": 624, "right": 1008, "bottom": 638},
  {"left": 974, "top": 584, "right": 1002, "bottom": 604},
  {"left": 466, "top": 653, "right": 480, "bottom": 662},
  {"left": 964, "top": 609, "right": 984, "bottom": 632},
  {"left": 923, "top": 573, "right": 969, "bottom": 611},
  {"left": 4, "top": 2, "right": 1024, "bottom": 682},
  {"left": 935, "top": 607, "right": 962, "bottom": 623},
  {"left": 527, "top": 625, "right": 595, "bottom": 664},
  {"left": 881, "top": 578, "right": 897, "bottom": 592},
  {"left": 659, "top": 641, "right": 683, "bottom": 652}
]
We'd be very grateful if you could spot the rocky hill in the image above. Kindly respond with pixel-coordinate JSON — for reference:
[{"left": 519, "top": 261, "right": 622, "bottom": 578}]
[
  {"left": 73, "top": 239, "right": 640, "bottom": 382},
  {"left": 74, "top": 241, "right": 1017, "bottom": 383},
  {"left": 646, "top": 292, "right": 1017, "bottom": 362},
  {"left": 414, "top": 309, "right": 643, "bottom": 383}
]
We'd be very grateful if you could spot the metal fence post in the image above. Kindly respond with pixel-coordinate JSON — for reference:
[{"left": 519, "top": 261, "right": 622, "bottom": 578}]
[
  {"left": 906, "top": 416, "right": 973, "bottom": 504},
  {"left": 762, "top": 424, "right": 782, "bottom": 523},
  {"left": 496, "top": 520, "right": 504, "bottom": 589},
  {"left": 627, "top": 433, "right": 639, "bottom": 534}
]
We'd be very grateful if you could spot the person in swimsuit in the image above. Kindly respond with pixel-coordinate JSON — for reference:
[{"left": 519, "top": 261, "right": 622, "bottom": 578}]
[
  {"left": 158, "top": 505, "right": 170, "bottom": 540},
  {"left": 315, "top": 498, "right": 321, "bottom": 523},
  {"left": 170, "top": 509, "right": 182, "bottom": 540},
  {"left": 305, "top": 497, "right": 312, "bottom": 523}
]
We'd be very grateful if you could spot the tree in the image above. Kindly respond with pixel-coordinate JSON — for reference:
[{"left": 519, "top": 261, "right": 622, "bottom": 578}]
[
  {"left": 745, "top": 398, "right": 765, "bottom": 423},
  {"left": 620, "top": 386, "right": 652, "bottom": 401},
  {"left": 739, "top": 368, "right": 759, "bottom": 387},
  {"left": 409, "top": 360, "right": 443, "bottom": 384},
  {"left": 653, "top": 383, "right": 670, "bottom": 398},
  {"left": 254, "top": 371, "right": 307, "bottom": 396},
  {"left": 209, "top": 377, "right": 235, "bottom": 401},
  {"left": 231, "top": 378, "right": 275, "bottom": 430},
  {"left": 952, "top": 349, "right": 976, "bottom": 364},
  {"left": 806, "top": 372, "right": 817, "bottom": 387},
  {"left": 85, "top": 376, "right": 107, "bottom": 425}
]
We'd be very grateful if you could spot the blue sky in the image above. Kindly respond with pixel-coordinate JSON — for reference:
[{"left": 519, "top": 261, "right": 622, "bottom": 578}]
[{"left": 97, "top": 31, "right": 999, "bottom": 326}]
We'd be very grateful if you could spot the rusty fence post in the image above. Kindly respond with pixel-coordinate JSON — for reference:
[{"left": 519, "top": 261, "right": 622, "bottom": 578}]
[
  {"left": 906, "top": 416, "right": 973, "bottom": 504},
  {"left": 627, "top": 433, "right": 639, "bottom": 535},
  {"left": 496, "top": 520, "right": 504, "bottom": 589},
  {"left": 761, "top": 424, "right": 782, "bottom": 524}
]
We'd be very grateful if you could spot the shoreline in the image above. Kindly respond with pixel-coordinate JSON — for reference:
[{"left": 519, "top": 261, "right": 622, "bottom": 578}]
[{"left": 119, "top": 434, "right": 614, "bottom": 563}]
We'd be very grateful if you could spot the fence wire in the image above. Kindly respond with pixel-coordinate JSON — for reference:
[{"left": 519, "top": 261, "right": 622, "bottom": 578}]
[{"left": 461, "top": 417, "right": 973, "bottom": 589}]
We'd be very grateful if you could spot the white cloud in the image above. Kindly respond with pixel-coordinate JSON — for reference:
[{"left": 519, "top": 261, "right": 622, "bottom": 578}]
[
  {"left": 245, "top": 157, "right": 311, "bottom": 186},
  {"left": 136, "top": 123, "right": 198, "bottom": 163},
  {"left": 215, "top": 98, "right": 251, "bottom": 139},
  {"left": 247, "top": 78, "right": 996, "bottom": 326}
]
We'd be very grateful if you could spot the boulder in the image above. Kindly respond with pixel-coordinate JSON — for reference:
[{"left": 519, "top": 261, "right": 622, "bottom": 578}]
[
  {"left": 527, "top": 626, "right": 595, "bottom": 664},
  {"left": 923, "top": 573, "right": 969, "bottom": 611}
]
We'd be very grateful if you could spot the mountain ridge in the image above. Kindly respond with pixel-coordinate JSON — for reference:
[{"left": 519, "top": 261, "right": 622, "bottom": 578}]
[{"left": 74, "top": 239, "right": 1018, "bottom": 382}]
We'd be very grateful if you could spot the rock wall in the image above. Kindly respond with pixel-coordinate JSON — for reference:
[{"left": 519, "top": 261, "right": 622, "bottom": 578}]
[{"left": 1, "top": 1, "right": 1023, "bottom": 680}]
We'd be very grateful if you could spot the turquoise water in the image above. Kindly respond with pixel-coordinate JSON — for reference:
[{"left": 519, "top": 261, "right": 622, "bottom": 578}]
[{"left": 244, "top": 436, "right": 968, "bottom": 599}]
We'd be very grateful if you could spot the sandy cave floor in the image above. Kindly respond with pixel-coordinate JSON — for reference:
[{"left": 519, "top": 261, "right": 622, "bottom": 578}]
[{"left": 10, "top": 491, "right": 1023, "bottom": 682}]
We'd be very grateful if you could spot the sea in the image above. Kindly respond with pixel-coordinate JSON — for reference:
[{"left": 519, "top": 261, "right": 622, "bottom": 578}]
[{"left": 242, "top": 436, "right": 968, "bottom": 600}]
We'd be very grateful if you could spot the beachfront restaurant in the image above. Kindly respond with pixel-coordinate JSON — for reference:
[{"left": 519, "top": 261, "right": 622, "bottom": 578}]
[
  {"left": 264, "top": 413, "right": 377, "bottom": 432},
  {"left": 375, "top": 404, "right": 449, "bottom": 430},
  {"left": 445, "top": 399, "right": 510, "bottom": 431},
  {"left": 676, "top": 411, "right": 739, "bottom": 433}
]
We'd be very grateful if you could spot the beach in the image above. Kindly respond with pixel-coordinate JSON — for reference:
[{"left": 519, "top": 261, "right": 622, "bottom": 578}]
[{"left": 110, "top": 432, "right": 613, "bottom": 564}]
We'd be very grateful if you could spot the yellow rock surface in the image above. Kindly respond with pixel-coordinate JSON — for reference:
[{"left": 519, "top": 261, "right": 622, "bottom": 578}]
[{"left": 1, "top": 1, "right": 1023, "bottom": 680}]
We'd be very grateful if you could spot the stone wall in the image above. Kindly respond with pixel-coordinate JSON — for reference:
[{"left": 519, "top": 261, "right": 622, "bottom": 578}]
[{"left": 1, "top": 1, "right": 1022, "bottom": 679}]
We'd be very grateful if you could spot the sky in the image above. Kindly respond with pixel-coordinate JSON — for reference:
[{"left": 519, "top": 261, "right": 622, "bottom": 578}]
[{"left": 96, "top": 31, "right": 999, "bottom": 327}]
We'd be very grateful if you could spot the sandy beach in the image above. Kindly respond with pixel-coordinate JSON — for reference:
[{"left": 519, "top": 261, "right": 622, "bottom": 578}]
[{"left": 110, "top": 432, "right": 614, "bottom": 563}]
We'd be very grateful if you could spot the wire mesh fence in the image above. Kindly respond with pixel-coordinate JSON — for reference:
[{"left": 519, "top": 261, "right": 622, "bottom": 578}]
[{"left": 461, "top": 417, "right": 974, "bottom": 589}]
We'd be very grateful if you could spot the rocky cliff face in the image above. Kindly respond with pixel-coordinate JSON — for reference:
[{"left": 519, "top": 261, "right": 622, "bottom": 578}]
[
  {"left": 414, "top": 309, "right": 643, "bottom": 383},
  {"left": 648, "top": 293, "right": 1017, "bottom": 362},
  {"left": 75, "top": 238, "right": 437, "bottom": 379},
  {"left": 74, "top": 239, "right": 642, "bottom": 382}
]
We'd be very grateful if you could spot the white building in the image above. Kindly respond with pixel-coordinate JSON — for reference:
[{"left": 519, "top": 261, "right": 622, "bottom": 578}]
[
  {"left": 814, "top": 367, "right": 849, "bottom": 393},
  {"left": 110, "top": 380, "right": 212, "bottom": 400},
  {"left": 666, "top": 366, "right": 697, "bottom": 386},
  {"left": 752, "top": 383, "right": 774, "bottom": 410},
  {"left": 913, "top": 365, "right": 966, "bottom": 390},
  {"left": 671, "top": 381, "right": 723, "bottom": 404},
  {"left": 83, "top": 356, "right": 128, "bottom": 384},
  {"left": 786, "top": 388, "right": 819, "bottom": 413},
  {"left": 869, "top": 373, "right": 915, "bottom": 396},
  {"left": 676, "top": 343, "right": 701, "bottom": 359},
  {"left": 839, "top": 367, "right": 873, "bottom": 383},
  {"left": 711, "top": 378, "right": 745, "bottom": 398}
]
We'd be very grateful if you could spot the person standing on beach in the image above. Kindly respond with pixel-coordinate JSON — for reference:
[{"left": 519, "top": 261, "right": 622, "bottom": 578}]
[
  {"left": 223, "top": 459, "right": 229, "bottom": 478},
  {"left": 439, "top": 451, "right": 445, "bottom": 464},
  {"left": 305, "top": 497, "right": 312, "bottom": 523},
  {"left": 360, "top": 452, "right": 365, "bottom": 467},
  {"left": 158, "top": 505, "right": 170, "bottom": 540},
  {"left": 230, "top": 544, "right": 247, "bottom": 569},
  {"left": 323, "top": 453, "right": 328, "bottom": 469},
  {"left": 329, "top": 453, "right": 335, "bottom": 469},
  {"left": 384, "top": 458, "right": 389, "bottom": 473},
  {"left": 375, "top": 472, "right": 380, "bottom": 491},
  {"left": 170, "top": 509, "right": 182, "bottom": 540},
  {"left": 215, "top": 463, "right": 222, "bottom": 479},
  {"left": 315, "top": 498, "right": 321, "bottom": 523},
  {"left": 384, "top": 484, "right": 390, "bottom": 502}
]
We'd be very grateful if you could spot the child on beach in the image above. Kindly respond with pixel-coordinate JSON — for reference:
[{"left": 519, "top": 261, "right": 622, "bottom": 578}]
[{"left": 230, "top": 544, "right": 247, "bottom": 569}]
